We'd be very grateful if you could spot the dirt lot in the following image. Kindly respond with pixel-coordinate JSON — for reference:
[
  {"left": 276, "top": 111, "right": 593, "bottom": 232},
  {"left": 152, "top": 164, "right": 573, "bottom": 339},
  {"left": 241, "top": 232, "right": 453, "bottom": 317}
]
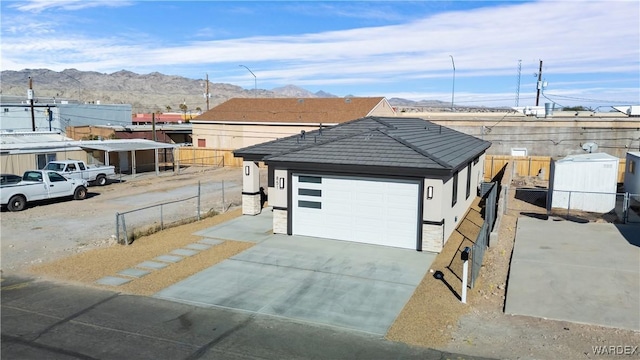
[
  {"left": 3, "top": 168, "right": 639, "bottom": 359},
  {"left": 0, "top": 166, "right": 245, "bottom": 271}
]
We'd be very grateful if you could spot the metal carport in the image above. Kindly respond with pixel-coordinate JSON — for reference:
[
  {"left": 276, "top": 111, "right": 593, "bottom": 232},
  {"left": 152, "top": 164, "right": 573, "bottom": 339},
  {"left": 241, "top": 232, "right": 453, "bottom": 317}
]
[{"left": 77, "top": 139, "right": 177, "bottom": 177}]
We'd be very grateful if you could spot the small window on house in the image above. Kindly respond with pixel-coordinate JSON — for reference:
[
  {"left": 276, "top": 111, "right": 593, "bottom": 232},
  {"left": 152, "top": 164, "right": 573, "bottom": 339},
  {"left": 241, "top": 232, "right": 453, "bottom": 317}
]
[
  {"left": 3, "top": 108, "right": 8, "bottom": 113},
  {"left": 36, "top": 153, "right": 57, "bottom": 169},
  {"left": 197, "top": 139, "right": 206, "bottom": 147},
  {"left": 298, "top": 189, "right": 322, "bottom": 197},
  {"left": 629, "top": 160, "right": 636, "bottom": 174},
  {"left": 466, "top": 163, "right": 472, "bottom": 200},
  {"left": 298, "top": 200, "right": 321, "bottom": 209},
  {"left": 299, "top": 176, "right": 322, "bottom": 184},
  {"left": 452, "top": 171, "right": 458, "bottom": 207}
]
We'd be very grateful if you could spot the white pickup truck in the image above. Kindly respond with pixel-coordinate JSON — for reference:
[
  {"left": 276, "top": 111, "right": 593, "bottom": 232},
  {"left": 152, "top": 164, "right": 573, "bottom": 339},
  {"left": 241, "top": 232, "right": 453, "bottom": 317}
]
[
  {"left": 44, "top": 160, "right": 115, "bottom": 186},
  {"left": 0, "top": 170, "right": 89, "bottom": 211}
]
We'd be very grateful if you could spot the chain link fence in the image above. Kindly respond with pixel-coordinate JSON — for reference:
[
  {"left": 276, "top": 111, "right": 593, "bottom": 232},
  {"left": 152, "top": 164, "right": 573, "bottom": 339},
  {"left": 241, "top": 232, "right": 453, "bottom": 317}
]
[
  {"left": 115, "top": 180, "right": 241, "bottom": 245},
  {"left": 505, "top": 185, "right": 639, "bottom": 224}
]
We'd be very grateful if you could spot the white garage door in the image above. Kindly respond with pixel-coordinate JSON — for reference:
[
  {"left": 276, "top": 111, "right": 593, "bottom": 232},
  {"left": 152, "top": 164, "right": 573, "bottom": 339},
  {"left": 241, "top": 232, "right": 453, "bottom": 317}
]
[{"left": 292, "top": 174, "right": 419, "bottom": 249}]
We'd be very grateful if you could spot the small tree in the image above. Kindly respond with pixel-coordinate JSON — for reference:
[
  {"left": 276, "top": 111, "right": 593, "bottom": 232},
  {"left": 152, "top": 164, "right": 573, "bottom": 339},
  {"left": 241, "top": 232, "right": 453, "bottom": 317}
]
[
  {"left": 562, "top": 105, "right": 590, "bottom": 112},
  {"left": 165, "top": 105, "right": 172, "bottom": 112}
]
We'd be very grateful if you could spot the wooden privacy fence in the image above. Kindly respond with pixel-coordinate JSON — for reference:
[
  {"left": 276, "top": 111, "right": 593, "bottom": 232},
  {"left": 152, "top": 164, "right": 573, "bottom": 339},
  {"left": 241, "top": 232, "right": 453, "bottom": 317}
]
[
  {"left": 175, "top": 148, "right": 628, "bottom": 182},
  {"left": 484, "top": 155, "right": 627, "bottom": 183},
  {"left": 176, "top": 147, "right": 243, "bottom": 168}
]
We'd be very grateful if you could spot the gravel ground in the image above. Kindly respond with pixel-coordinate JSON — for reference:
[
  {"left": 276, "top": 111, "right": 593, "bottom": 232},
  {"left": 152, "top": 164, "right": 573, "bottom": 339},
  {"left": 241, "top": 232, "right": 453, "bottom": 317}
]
[
  {"left": 7, "top": 167, "right": 639, "bottom": 359},
  {"left": 28, "top": 207, "right": 253, "bottom": 296}
]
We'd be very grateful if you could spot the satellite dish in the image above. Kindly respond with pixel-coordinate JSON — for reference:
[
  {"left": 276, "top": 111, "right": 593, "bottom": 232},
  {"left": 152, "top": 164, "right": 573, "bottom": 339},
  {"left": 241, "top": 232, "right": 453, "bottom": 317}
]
[{"left": 582, "top": 142, "right": 598, "bottom": 153}]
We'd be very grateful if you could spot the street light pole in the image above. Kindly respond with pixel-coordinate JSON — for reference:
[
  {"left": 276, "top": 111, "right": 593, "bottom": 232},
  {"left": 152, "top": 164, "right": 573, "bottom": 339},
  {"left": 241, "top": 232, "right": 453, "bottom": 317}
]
[
  {"left": 449, "top": 55, "right": 455, "bottom": 112},
  {"left": 239, "top": 65, "right": 257, "bottom": 98}
]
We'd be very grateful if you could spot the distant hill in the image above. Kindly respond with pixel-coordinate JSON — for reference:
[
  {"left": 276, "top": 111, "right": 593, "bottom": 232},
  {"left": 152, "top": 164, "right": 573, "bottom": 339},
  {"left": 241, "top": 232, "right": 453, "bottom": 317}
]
[{"left": 0, "top": 68, "right": 497, "bottom": 113}]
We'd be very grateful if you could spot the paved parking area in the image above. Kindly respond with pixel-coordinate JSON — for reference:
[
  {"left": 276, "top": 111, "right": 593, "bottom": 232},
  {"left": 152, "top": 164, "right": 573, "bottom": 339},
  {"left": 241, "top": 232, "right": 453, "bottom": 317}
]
[
  {"left": 505, "top": 216, "right": 640, "bottom": 331},
  {"left": 155, "top": 211, "right": 436, "bottom": 335}
]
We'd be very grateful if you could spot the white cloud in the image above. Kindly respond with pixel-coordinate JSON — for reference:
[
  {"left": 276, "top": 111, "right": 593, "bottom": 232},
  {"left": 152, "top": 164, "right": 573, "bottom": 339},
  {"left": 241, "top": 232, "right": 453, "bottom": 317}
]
[
  {"left": 10, "top": 0, "right": 133, "bottom": 13},
  {"left": 1, "top": 0, "right": 638, "bottom": 106}
]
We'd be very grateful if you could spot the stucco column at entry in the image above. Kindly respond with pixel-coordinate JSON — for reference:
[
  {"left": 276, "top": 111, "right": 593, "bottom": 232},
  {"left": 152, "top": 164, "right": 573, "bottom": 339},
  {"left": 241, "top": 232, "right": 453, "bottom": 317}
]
[{"left": 242, "top": 161, "right": 261, "bottom": 215}]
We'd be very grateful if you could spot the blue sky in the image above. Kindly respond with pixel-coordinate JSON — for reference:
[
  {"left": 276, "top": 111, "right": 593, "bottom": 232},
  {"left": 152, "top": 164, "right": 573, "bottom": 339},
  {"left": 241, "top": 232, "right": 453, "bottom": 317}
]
[{"left": 1, "top": 0, "right": 639, "bottom": 108}]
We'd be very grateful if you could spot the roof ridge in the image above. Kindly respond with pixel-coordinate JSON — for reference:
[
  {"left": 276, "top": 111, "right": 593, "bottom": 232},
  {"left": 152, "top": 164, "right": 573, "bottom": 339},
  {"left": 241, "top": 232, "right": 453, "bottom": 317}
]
[{"left": 379, "top": 127, "right": 453, "bottom": 168}]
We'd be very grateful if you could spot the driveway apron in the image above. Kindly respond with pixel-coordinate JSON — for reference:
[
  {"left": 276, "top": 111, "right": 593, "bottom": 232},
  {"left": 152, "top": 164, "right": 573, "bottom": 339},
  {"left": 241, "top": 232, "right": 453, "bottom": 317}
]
[{"left": 155, "top": 210, "right": 435, "bottom": 335}]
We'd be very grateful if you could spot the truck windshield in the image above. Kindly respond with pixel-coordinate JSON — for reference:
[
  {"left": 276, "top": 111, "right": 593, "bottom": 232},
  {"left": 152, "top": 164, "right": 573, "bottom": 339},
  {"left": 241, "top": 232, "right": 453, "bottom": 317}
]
[{"left": 44, "top": 163, "right": 65, "bottom": 171}]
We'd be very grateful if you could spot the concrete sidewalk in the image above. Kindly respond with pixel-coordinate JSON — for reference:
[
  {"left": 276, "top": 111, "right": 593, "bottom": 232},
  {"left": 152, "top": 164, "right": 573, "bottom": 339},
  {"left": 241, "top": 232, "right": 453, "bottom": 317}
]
[
  {"left": 156, "top": 210, "right": 436, "bottom": 335},
  {"left": 505, "top": 216, "right": 640, "bottom": 331}
]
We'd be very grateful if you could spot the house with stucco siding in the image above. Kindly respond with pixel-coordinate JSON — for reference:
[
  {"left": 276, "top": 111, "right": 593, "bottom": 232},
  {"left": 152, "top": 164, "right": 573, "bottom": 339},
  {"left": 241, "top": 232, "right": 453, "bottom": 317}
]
[{"left": 234, "top": 116, "right": 490, "bottom": 253}]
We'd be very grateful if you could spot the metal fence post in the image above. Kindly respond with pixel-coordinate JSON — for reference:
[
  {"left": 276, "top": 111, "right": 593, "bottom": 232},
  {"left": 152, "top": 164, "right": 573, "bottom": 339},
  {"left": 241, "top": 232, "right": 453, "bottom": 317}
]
[
  {"left": 116, "top": 212, "right": 120, "bottom": 244},
  {"left": 567, "top": 191, "right": 571, "bottom": 217},
  {"left": 160, "top": 204, "right": 164, "bottom": 230},
  {"left": 623, "top": 192, "right": 629, "bottom": 224},
  {"left": 222, "top": 180, "right": 225, "bottom": 213},
  {"left": 122, "top": 215, "right": 128, "bottom": 245},
  {"left": 197, "top": 181, "right": 201, "bottom": 221},
  {"left": 503, "top": 185, "right": 509, "bottom": 214}
]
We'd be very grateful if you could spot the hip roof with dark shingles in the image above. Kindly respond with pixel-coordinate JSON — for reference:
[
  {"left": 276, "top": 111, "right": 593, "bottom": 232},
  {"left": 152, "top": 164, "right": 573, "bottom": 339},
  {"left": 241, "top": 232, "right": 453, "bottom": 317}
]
[
  {"left": 234, "top": 116, "right": 491, "bottom": 175},
  {"left": 193, "top": 97, "right": 386, "bottom": 124}
]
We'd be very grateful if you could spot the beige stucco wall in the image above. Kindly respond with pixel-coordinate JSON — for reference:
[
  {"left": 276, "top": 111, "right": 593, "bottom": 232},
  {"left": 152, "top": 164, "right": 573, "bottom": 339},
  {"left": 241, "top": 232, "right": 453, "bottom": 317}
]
[
  {"left": 369, "top": 100, "right": 397, "bottom": 117},
  {"left": 269, "top": 169, "right": 288, "bottom": 208},
  {"left": 192, "top": 123, "right": 325, "bottom": 149},
  {"left": 441, "top": 155, "right": 485, "bottom": 244},
  {"left": 422, "top": 178, "right": 444, "bottom": 222},
  {"left": 0, "top": 150, "right": 87, "bottom": 176}
]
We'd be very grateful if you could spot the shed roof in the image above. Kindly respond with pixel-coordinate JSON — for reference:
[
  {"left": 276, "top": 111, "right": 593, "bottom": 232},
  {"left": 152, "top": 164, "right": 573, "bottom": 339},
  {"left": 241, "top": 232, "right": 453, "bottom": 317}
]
[
  {"left": 77, "top": 139, "right": 176, "bottom": 152},
  {"left": 193, "top": 97, "right": 388, "bottom": 124},
  {"left": 235, "top": 116, "right": 491, "bottom": 176},
  {"left": 0, "top": 136, "right": 175, "bottom": 154},
  {"left": 557, "top": 152, "right": 619, "bottom": 162}
]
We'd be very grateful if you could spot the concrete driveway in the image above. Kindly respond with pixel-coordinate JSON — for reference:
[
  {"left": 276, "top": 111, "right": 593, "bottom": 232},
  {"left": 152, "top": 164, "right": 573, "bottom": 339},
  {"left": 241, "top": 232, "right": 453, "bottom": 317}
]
[
  {"left": 155, "top": 210, "right": 436, "bottom": 335},
  {"left": 505, "top": 216, "right": 640, "bottom": 331}
]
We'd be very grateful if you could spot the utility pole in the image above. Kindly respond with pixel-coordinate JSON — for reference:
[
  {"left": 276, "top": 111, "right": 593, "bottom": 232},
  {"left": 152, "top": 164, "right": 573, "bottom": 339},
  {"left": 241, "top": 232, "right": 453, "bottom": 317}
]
[
  {"left": 449, "top": 55, "right": 456, "bottom": 112},
  {"left": 152, "top": 113, "right": 157, "bottom": 141},
  {"left": 46, "top": 106, "right": 52, "bottom": 131},
  {"left": 204, "top": 73, "right": 211, "bottom": 111},
  {"left": 535, "top": 60, "right": 543, "bottom": 106},
  {"left": 515, "top": 60, "right": 522, "bottom": 107},
  {"left": 28, "top": 77, "right": 36, "bottom": 131}
]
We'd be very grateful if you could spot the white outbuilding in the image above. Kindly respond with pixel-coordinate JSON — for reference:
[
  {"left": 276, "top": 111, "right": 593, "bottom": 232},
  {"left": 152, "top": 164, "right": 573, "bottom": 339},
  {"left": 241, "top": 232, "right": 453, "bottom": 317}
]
[
  {"left": 624, "top": 152, "right": 640, "bottom": 196},
  {"left": 548, "top": 153, "right": 619, "bottom": 213}
]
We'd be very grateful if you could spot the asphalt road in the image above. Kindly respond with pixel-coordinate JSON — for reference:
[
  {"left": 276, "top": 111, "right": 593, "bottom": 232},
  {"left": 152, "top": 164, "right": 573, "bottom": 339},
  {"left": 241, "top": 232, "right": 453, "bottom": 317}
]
[{"left": 1, "top": 275, "right": 494, "bottom": 360}]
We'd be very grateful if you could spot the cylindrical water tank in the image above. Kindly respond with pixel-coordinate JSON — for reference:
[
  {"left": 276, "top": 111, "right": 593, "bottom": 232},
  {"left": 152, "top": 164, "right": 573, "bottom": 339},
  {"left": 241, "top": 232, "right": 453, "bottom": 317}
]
[{"left": 544, "top": 102, "right": 553, "bottom": 117}]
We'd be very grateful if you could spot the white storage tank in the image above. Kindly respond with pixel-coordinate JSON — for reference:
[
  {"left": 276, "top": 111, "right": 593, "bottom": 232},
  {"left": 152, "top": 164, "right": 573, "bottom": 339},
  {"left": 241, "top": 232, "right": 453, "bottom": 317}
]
[{"left": 548, "top": 153, "right": 619, "bottom": 213}]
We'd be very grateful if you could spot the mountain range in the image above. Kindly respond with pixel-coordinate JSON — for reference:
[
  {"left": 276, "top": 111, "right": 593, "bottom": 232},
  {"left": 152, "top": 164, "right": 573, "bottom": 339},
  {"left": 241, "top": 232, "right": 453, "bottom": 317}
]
[{"left": 0, "top": 68, "right": 457, "bottom": 113}]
